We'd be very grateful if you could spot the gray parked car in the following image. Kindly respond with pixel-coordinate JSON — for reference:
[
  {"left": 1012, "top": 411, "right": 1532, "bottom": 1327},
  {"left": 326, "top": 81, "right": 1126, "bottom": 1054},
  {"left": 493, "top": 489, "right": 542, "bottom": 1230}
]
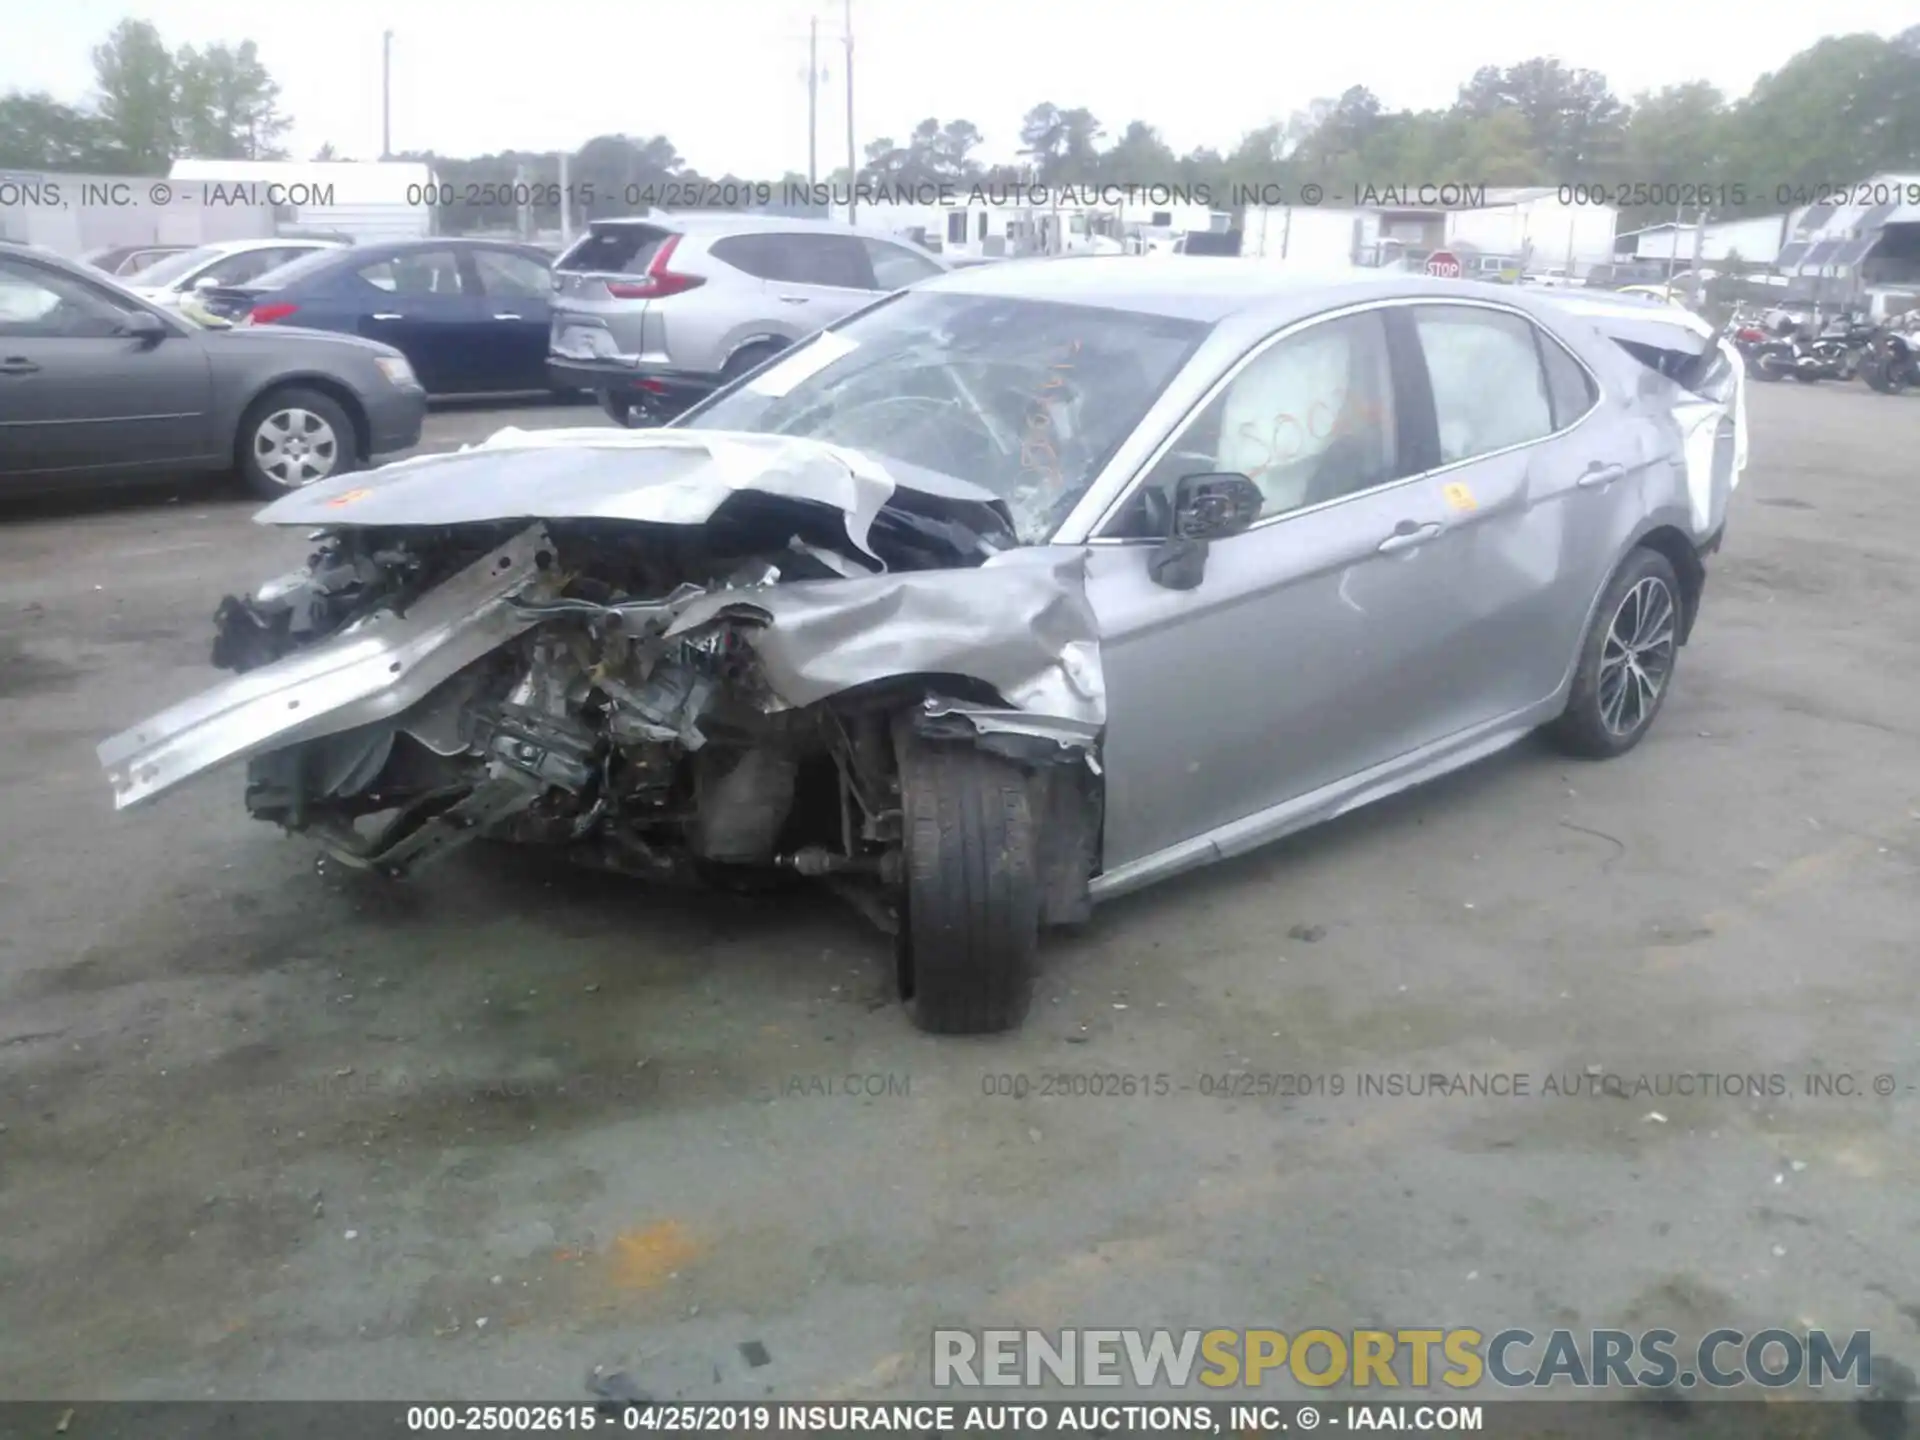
[
  {"left": 99, "top": 261, "right": 1745, "bottom": 1034},
  {"left": 0, "top": 245, "right": 426, "bottom": 498},
  {"left": 547, "top": 213, "right": 950, "bottom": 425}
]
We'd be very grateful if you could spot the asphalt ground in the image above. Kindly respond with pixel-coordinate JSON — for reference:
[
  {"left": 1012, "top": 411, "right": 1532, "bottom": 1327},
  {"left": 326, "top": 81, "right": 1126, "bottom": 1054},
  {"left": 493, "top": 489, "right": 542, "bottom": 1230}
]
[{"left": 0, "top": 383, "right": 1915, "bottom": 1407}]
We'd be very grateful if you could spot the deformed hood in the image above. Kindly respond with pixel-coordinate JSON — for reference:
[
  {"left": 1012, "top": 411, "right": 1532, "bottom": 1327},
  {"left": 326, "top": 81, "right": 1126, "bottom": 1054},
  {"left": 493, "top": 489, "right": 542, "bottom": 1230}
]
[{"left": 256, "top": 428, "right": 1008, "bottom": 565}]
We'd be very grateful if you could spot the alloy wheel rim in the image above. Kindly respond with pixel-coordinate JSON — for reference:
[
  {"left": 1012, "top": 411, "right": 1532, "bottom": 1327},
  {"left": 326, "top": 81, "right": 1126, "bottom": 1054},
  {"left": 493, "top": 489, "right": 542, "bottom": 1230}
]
[
  {"left": 1598, "top": 576, "right": 1676, "bottom": 737},
  {"left": 255, "top": 408, "right": 339, "bottom": 487}
]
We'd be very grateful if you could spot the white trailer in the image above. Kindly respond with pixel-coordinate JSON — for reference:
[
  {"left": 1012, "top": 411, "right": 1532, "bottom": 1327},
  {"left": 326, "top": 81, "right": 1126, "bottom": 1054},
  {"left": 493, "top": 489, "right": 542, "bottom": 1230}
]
[
  {"left": 167, "top": 160, "right": 436, "bottom": 244},
  {"left": 1240, "top": 206, "right": 1366, "bottom": 266}
]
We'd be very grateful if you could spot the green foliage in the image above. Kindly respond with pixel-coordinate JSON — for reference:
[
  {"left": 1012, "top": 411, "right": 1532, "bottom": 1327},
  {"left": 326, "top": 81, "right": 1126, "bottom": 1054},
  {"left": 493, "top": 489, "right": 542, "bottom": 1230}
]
[{"left": 4, "top": 20, "right": 1915, "bottom": 245}]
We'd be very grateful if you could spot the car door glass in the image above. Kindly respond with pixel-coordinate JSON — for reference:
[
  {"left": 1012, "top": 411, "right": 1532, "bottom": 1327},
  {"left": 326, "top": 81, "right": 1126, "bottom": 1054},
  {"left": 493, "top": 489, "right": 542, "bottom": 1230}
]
[
  {"left": 862, "top": 239, "right": 942, "bottom": 291},
  {"left": 1537, "top": 332, "right": 1599, "bottom": 428},
  {"left": 1414, "top": 306, "right": 1554, "bottom": 462},
  {"left": 470, "top": 249, "right": 553, "bottom": 298},
  {"left": 0, "top": 259, "right": 136, "bottom": 338},
  {"left": 709, "top": 234, "right": 784, "bottom": 281},
  {"left": 781, "top": 234, "right": 875, "bottom": 290},
  {"left": 359, "top": 251, "right": 464, "bottom": 296},
  {"left": 1112, "top": 310, "right": 1400, "bottom": 535}
]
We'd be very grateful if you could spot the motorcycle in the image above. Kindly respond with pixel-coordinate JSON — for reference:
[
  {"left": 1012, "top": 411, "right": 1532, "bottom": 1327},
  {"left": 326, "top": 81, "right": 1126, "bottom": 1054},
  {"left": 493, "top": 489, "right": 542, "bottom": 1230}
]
[
  {"left": 1861, "top": 329, "right": 1920, "bottom": 394},
  {"left": 1806, "top": 317, "right": 1878, "bottom": 381}
]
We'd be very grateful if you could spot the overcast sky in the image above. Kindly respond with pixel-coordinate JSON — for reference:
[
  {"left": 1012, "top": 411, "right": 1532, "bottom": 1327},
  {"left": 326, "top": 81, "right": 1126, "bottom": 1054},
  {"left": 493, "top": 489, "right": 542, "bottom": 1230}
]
[{"left": 5, "top": 0, "right": 1915, "bottom": 178}]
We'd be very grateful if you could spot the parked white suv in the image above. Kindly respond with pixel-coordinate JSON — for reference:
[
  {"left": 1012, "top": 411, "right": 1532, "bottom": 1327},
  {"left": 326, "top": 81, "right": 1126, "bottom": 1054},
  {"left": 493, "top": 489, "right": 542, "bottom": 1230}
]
[
  {"left": 123, "top": 237, "right": 349, "bottom": 310},
  {"left": 547, "top": 214, "right": 949, "bottom": 426}
]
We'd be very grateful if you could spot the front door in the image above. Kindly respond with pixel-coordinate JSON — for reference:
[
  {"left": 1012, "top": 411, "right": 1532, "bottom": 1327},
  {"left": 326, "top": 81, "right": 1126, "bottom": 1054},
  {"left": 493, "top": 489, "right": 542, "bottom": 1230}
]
[
  {"left": 0, "top": 254, "right": 213, "bottom": 480},
  {"left": 1085, "top": 306, "right": 1480, "bottom": 872}
]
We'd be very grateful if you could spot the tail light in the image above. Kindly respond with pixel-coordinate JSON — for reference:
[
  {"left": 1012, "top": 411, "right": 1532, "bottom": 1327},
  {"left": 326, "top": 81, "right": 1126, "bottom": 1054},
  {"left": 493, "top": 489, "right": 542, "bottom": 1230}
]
[
  {"left": 1735, "top": 327, "right": 1764, "bottom": 343},
  {"left": 604, "top": 234, "right": 703, "bottom": 300},
  {"left": 247, "top": 302, "right": 300, "bottom": 325}
]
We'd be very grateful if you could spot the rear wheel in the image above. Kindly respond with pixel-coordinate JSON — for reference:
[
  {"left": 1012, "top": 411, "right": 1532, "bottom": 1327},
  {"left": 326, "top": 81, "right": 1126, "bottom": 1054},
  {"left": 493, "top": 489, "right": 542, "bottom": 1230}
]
[
  {"left": 894, "top": 730, "right": 1040, "bottom": 1035},
  {"left": 720, "top": 341, "right": 786, "bottom": 385},
  {"left": 1548, "top": 548, "right": 1682, "bottom": 760}
]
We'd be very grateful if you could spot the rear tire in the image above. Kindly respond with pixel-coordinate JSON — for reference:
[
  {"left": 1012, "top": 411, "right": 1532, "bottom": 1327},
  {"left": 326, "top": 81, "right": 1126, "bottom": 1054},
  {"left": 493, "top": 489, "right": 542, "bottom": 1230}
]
[
  {"left": 719, "top": 342, "right": 786, "bottom": 385},
  {"left": 237, "top": 387, "right": 360, "bottom": 499},
  {"left": 894, "top": 731, "right": 1040, "bottom": 1036},
  {"left": 1547, "top": 547, "right": 1683, "bottom": 760},
  {"left": 597, "top": 389, "right": 639, "bottom": 428}
]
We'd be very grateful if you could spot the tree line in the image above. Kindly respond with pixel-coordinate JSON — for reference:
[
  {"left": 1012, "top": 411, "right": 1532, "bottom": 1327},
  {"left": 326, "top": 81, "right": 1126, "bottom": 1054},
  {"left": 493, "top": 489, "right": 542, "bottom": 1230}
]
[{"left": 4, "top": 19, "right": 1917, "bottom": 236}]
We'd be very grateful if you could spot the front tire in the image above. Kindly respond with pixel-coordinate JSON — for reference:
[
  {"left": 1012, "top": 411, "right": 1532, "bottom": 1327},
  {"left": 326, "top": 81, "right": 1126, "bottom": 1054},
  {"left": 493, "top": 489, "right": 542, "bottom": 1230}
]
[
  {"left": 237, "top": 387, "right": 359, "bottom": 499},
  {"left": 1548, "top": 548, "right": 1682, "bottom": 760},
  {"left": 894, "top": 732, "right": 1040, "bottom": 1035}
]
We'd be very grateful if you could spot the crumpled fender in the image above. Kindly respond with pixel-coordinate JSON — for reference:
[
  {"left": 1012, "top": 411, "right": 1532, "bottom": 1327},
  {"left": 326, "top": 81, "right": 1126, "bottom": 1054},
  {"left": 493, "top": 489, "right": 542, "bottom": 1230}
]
[{"left": 666, "top": 545, "right": 1105, "bottom": 727}]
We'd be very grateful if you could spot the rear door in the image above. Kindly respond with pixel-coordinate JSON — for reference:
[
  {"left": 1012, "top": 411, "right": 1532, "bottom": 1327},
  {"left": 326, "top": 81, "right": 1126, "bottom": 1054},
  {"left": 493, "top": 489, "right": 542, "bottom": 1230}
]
[
  {"left": 1400, "top": 301, "right": 1648, "bottom": 715},
  {"left": 732, "top": 232, "right": 878, "bottom": 326},
  {"left": 351, "top": 247, "right": 487, "bottom": 394},
  {"left": 0, "top": 254, "right": 214, "bottom": 479},
  {"left": 462, "top": 246, "right": 555, "bottom": 391}
]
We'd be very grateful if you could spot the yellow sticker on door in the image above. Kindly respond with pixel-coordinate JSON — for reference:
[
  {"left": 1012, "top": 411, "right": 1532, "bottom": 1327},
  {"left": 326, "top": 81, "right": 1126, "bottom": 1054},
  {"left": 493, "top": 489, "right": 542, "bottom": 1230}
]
[{"left": 1442, "top": 482, "right": 1478, "bottom": 512}]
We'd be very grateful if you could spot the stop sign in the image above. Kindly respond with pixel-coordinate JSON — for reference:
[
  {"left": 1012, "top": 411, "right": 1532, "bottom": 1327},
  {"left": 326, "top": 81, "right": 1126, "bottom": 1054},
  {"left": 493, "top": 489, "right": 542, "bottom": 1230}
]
[{"left": 1425, "top": 250, "right": 1463, "bottom": 278}]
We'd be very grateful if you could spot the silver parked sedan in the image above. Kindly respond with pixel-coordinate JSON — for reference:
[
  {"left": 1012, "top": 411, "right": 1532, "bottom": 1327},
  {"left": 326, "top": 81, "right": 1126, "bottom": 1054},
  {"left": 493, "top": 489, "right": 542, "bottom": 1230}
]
[{"left": 99, "top": 260, "right": 1745, "bottom": 1034}]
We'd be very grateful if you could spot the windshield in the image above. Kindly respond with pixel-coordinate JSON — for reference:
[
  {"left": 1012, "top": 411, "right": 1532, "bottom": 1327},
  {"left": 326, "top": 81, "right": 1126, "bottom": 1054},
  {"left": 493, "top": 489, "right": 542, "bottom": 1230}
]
[
  {"left": 680, "top": 289, "right": 1209, "bottom": 542},
  {"left": 124, "top": 245, "right": 222, "bottom": 286}
]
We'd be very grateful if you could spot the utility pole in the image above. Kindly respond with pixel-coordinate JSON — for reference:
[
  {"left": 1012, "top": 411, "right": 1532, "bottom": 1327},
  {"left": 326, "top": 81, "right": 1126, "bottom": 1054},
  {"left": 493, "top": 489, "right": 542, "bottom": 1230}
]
[
  {"left": 381, "top": 30, "right": 393, "bottom": 160},
  {"left": 807, "top": 16, "right": 819, "bottom": 186},
  {"left": 843, "top": 0, "right": 856, "bottom": 222}
]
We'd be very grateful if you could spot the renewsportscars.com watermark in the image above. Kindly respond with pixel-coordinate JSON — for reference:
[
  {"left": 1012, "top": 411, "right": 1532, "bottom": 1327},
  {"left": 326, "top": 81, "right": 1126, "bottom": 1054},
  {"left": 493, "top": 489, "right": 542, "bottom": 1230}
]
[{"left": 932, "top": 1328, "right": 1874, "bottom": 1390}]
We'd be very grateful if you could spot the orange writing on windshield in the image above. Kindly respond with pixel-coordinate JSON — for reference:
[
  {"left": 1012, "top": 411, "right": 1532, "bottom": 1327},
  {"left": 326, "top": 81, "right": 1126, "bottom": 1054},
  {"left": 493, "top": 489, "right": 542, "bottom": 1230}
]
[{"left": 1020, "top": 339, "right": 1082, "bottom": 494}]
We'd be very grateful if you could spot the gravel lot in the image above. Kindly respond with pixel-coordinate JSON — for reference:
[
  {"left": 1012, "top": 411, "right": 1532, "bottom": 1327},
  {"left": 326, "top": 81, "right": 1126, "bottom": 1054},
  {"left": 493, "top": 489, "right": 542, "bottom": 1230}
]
[{"left": 1, "top": 385, "right": 1916, "bottom": 1405}]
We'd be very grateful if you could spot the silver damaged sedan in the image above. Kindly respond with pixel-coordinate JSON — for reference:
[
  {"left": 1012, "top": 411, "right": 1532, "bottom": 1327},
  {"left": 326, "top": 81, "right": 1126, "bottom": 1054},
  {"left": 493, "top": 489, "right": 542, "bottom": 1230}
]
[{"left": 99, "top": 260, "right": 1747, "bottom": 1034}]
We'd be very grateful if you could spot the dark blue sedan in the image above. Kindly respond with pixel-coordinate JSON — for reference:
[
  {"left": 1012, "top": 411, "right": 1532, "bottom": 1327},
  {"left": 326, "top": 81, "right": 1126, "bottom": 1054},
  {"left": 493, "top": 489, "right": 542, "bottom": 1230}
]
[{"left": 200, "top": 238, "right": 560, "bottom": 397}]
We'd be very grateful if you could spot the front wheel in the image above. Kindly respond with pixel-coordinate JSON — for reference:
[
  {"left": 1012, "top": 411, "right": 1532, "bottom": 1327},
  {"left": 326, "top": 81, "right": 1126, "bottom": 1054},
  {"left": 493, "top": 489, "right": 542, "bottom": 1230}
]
[
  {"left": 1547, "top": 548, "right": 1683, "bottom": 760},
  {"left": 237, "top": 387, "right": 359, "bottom": 498},
  {"left": 894, "top": 731, "right": 1040, "bottom": 1035}
]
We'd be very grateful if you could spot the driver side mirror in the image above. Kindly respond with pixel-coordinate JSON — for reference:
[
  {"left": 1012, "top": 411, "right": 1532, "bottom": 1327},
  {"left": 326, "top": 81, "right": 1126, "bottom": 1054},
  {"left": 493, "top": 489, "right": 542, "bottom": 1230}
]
[
  {"left": 191, "top": 275, "right": 221, "bottom": 291},
  {"left": 1146, "top": 472, "right": 1265, "bottom": 591},
  {"left": 118, "top": 311, "right": 170, "bottom": 345}
]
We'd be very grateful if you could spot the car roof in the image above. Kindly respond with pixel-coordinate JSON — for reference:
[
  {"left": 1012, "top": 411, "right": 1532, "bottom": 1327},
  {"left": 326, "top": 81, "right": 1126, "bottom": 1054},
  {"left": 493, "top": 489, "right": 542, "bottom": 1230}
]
[
  {"left": 202, "top": 236, "right": 344, "bottom": 254},
  {"left": 915, "top": 256, "right": 1502, "bottom": 322},
  {"left": 587, "top": 211, "right": 923, "bottom": 244}
]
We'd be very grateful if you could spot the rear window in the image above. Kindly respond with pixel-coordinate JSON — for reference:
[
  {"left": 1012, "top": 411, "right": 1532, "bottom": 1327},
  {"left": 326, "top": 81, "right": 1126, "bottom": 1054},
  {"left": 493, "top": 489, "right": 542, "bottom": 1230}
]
[{"left": 556, "top": 225, "right": 673, "bottom": 274}]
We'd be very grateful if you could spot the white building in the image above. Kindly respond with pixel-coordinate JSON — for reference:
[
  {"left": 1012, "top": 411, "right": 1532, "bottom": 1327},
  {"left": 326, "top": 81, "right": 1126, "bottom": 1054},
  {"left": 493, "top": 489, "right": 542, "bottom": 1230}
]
[
  {"left": 1616, "top": 215, "right": 1792, "bottom": 266},
  {"left": 830, "top": 192, "right": 1228, "bottom": 260},
  {"left": 1768, "top": 174, "right": 1920, "bottom": 315},
  {"left": 1439, "top": 188, "right": 1617, "bottom": 277},
  {"left": 167, "top": 159, "right": 436, "bottom": 244}
]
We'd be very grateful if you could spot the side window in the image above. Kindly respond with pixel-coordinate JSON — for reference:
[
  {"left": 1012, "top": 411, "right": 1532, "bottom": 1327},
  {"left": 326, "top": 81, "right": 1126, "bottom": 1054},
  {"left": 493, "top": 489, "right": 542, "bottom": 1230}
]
[
  {"left": 1413, "top": 306, "right": 1554, "bottom": 463},
  {"left": 780, "top": 234, "right": 874, "bottom": 289},
  {"left": 470, "top": 249, "right": 553, "bottom": 298},
  {"left": 709, "top": 234, "right": 784, "bottom": 281},
  {"left": 357, "top": 250, "right": 465, "bottom": 296},
  {"left": 0, "top": 259, "right": 137, "bottom": 338},
  {"left": 1536, "top": 331, "right": 1599, "bottom": 428},
  {"left": 862, "top": 239, "right": 942, "bottom": 291},
  {"left": 1106, "top": 309, "right": 1401, "bottom": 537}
]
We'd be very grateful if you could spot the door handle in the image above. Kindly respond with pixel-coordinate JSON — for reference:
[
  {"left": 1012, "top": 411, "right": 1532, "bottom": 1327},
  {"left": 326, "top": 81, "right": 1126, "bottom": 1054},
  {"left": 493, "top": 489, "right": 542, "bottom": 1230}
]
[
  {"left": 371, "top": 312, "right": 403, "bottom": 321},
  {"left": 1576, "top": 464, "right": 1627, "bottom": 489},
  {"left": 1377, "top": 521, "right": 1441, "bottom": 553},
  {"left": 0, "top": 357, "right": 39, "bottom": 376},
  {"left": 493, "top": 312, "right": 521, "bottom": 320},
  {"left": 776, "top": 295, "right": 811, "bottom": 305}
]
